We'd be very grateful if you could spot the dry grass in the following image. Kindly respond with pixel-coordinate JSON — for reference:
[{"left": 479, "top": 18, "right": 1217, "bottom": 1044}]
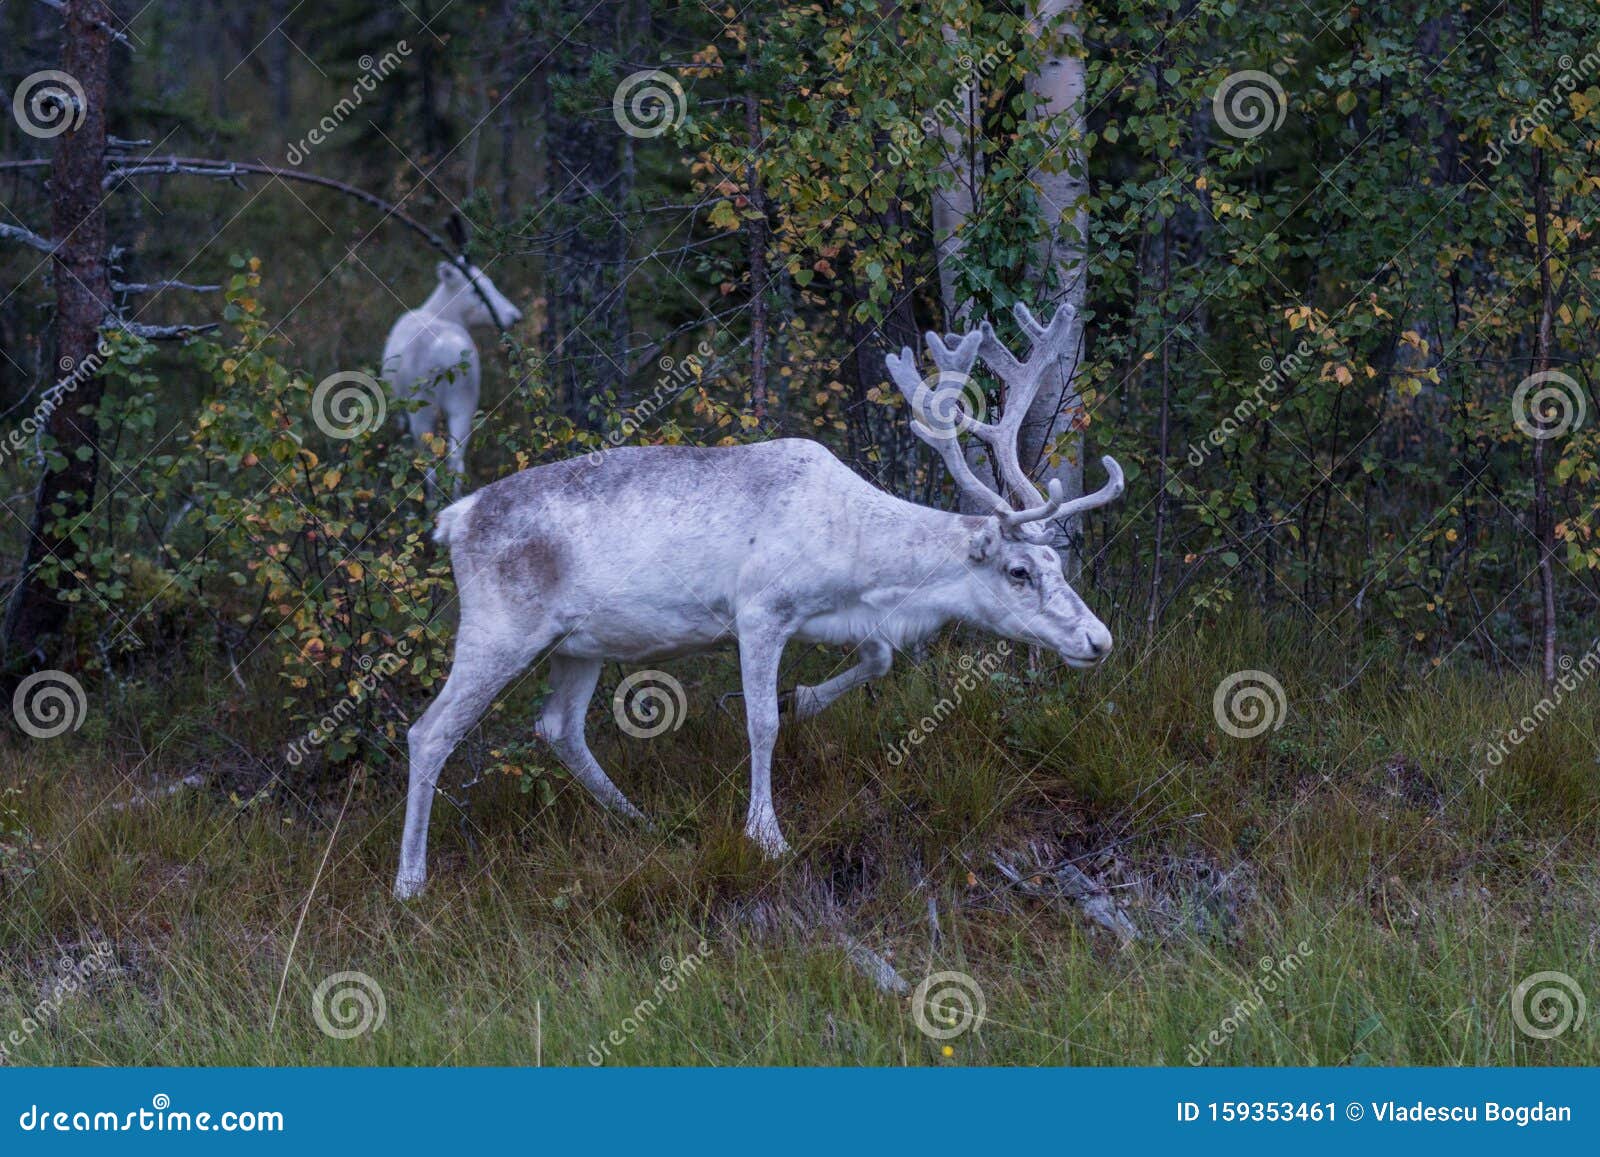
[{"left": 2, "top": 614, "right": 1597, "bottom": 1065}]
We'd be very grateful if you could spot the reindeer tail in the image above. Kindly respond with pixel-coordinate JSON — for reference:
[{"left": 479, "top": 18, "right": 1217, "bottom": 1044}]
[{"left": 432, "top": 491, "right": 479, "bottom": 547}]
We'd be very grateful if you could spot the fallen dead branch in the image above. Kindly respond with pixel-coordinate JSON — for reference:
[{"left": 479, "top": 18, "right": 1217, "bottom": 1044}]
[
  {"left": 991, "top": 853, "right": 1140, "bottom": 945},
  {"left": 109, "top": 774, "right": 204, "bottom": 812}
]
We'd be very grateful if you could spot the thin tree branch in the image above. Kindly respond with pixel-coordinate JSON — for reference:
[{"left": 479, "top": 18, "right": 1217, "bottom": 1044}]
[
  {"left": 34, "top": 0, "right": 135, "bottom": 47},
  {"left": 112, "top": 280, "right": 221, "bottom": 294},
  {"left": 103, "top": 156, "right": 509, "bottom": 329},
  {"left": 0, "top": 221, "right": 58, "bottom": 253}
]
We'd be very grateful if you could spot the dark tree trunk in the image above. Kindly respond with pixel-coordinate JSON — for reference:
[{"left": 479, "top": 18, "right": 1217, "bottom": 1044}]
[
  {"left": 269, "top": 0, "right": 292, "bottom": 124},
  {"left": 745, "top": 88, "right": 768, "bottom": 422},
  {"left": 1529, "top": 0, "right": 1558, "bottom": 685},
  {"left": 5, "top": 0, "right": 112, "bottom": 666},
  {"left": 545, "top": 0, "right": 628, "bottom": 428}
]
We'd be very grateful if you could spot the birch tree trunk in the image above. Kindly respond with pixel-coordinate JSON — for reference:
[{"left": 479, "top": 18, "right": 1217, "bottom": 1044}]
[
  {"left": 931, "top": 23, "right": 980, "bottom": 331},
  {"left": 1021, "top": 0, "right": 1088, "bottom": 563},
  {"left": 929, "top": 20, "right": 997, "bottom": 513}
]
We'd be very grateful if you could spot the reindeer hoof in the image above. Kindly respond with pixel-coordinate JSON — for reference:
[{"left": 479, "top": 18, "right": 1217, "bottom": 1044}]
[{"left": 745, "top": 818, "right": 791, "bottom": 859}]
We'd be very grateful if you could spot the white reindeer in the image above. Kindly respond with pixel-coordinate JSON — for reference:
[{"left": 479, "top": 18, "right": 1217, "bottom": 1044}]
[
  {"left": 382, "top": 261, "right": 522, "bottom": 497},
  {"left": 394, "top": 302, "right": 1123, "bottom": 899}
]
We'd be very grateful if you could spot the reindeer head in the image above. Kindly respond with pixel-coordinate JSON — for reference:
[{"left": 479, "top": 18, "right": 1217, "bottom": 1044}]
[
  {"left": 433, "top": 261, "right": 522, "bottom": 330},
  {"left": 885, "top": 302, "right": 1124, "bottom": 667}
]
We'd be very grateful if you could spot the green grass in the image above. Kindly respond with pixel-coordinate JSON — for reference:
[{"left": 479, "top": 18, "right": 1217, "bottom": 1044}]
[{"left": 2, "top": 615, "right": 1597, "bottom": 1066}]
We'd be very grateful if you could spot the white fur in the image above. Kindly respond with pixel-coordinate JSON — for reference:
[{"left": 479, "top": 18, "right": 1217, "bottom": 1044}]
[{"left": 382, "top": 262, "right": 521, "bottom": 498}]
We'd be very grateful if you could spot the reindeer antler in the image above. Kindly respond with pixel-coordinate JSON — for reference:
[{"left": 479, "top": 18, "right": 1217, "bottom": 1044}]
[
  {"left": 885, "top": 331, "right": 1013, "bottom": 519},
  {"left": 886, "top": 303, "right": 1124, "bottom": 541}
]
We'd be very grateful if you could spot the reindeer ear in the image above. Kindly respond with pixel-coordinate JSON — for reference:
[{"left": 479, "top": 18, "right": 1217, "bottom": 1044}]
[{"left": 968, "top": 521, "right": 1001, "bottom": 563}]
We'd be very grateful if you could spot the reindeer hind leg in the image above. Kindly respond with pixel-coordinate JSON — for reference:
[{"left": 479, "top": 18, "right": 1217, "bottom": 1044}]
[
  {"left": 538, "top": 654, "right": 646, "bottom": 821},
  {"left": 395, "top": 626, "right": 546, "bottom": 899}
]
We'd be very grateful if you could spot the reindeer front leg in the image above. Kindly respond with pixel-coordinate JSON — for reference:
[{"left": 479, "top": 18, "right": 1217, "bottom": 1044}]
[
  {"left": 736, "top": 618, "right": 794, "bottom": 858},
  {"left": 787, "top": 637, "right": 893, "bottom": 719}
]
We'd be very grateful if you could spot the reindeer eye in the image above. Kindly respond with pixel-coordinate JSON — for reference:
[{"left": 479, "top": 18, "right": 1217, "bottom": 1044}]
[{"left": 1007, "top": 565, "right": 1031, "bottom": 585}]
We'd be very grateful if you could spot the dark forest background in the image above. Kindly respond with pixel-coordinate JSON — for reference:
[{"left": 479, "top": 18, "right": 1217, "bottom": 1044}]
[{"left": 1, "top": 0, "right": 1598, "bottom": 745}]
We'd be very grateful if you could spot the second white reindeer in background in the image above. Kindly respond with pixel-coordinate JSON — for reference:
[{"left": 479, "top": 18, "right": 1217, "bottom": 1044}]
[{"left": 382, "top": 261, "right": 521, "bottom": 498}]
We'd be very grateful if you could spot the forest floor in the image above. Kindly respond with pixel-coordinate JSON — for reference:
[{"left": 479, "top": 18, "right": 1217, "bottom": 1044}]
[{"left": 2, "top": 614, "right": 1598, "bottom": 1066}]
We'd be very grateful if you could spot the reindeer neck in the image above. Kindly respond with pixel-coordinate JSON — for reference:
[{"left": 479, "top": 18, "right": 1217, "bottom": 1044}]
[{"left": 419, "top": 284, "right": 468, "bottom": 325}]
